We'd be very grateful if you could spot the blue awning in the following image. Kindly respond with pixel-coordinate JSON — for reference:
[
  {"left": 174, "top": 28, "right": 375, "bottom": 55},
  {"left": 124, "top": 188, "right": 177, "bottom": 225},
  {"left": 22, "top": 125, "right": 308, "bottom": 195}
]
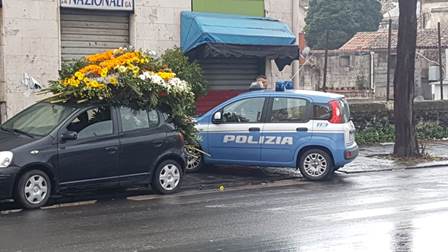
[{"left": 180, "top": 12, "right": 299, "bottom": 70}]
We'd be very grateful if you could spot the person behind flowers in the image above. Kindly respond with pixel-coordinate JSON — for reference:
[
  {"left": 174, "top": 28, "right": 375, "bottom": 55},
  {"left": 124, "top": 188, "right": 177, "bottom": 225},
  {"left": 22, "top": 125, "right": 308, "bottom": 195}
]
[{"left": 249, "top": 75, "right": 268, "bottom": 90}]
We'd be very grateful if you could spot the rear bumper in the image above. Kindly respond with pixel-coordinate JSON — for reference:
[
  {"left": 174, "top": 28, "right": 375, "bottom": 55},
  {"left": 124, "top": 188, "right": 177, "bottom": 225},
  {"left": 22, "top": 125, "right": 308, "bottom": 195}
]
[
  {"left": 0, "top": 166, "right": 20, "bottom": 200},
  {"left": 344, "top": 145, "right": 359, "bottom": 160}
]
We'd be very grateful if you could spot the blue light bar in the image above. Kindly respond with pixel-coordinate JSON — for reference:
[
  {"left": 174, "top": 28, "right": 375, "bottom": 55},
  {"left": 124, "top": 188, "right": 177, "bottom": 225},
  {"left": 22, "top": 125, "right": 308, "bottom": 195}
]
[{"left": 275, "top": 81, "right": 294, "bottom": 91}]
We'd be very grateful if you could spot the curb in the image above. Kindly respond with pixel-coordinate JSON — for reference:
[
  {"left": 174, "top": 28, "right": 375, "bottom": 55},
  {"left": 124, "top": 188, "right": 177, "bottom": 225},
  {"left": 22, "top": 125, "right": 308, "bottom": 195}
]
[{"left": 339, "top": 162, "right": 448, "bottom": 174}]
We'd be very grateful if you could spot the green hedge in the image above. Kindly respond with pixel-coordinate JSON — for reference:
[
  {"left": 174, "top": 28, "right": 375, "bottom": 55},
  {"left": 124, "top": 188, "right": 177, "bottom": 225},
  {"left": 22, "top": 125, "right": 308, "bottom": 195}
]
[{"left": 356, "top": 122, "right": 448, "bottom": 145}]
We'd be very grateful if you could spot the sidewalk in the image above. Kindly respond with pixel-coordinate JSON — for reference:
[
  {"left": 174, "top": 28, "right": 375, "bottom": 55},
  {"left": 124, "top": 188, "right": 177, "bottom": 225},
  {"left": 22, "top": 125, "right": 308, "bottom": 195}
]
[{"left": 340, "top": 141, "right": 448, "bottom": 173}]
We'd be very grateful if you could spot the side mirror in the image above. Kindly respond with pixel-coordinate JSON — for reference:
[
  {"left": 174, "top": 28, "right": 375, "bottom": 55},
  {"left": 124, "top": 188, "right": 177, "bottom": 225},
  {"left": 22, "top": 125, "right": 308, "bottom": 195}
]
[
  {"left": 213, "top": 111, "right": 222, "bottom": 124},
  {"left": 61, "top": 131, "right": 78, "bottom": 141}
]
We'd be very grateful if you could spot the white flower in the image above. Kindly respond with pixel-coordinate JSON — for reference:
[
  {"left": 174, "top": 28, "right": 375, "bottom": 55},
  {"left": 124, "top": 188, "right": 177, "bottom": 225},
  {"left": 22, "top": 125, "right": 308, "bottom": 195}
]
[{"left": 150, "top": 74, "right": 164, "bottom": 85}]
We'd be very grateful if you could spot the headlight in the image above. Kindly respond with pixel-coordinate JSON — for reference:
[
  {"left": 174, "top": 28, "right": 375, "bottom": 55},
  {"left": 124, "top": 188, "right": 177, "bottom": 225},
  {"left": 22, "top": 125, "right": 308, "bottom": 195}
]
[{"left": 0, "top": 151, "right": 13, "bottom": 168}]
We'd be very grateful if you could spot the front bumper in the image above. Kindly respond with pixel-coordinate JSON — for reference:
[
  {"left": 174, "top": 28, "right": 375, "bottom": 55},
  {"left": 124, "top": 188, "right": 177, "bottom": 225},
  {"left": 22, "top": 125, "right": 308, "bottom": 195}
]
[
  {"left": 344, "top": 145, "right": 359, "bottom": 160},
  {"left": 0, "top": 166, "right": 20, "bottom": 200}
]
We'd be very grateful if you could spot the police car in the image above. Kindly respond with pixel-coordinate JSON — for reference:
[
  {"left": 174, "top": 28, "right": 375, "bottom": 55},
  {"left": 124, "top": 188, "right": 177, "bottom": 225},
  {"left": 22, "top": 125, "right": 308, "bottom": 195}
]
[{"left": 187, "top": 87, "right": 358, "bottom": 181}]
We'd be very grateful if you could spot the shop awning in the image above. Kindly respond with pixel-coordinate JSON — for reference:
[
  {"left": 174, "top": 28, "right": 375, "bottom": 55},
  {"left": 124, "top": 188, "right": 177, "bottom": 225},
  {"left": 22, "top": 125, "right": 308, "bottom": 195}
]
[{"left": 180, "top": 12, "right": 299, "bottom": 70}]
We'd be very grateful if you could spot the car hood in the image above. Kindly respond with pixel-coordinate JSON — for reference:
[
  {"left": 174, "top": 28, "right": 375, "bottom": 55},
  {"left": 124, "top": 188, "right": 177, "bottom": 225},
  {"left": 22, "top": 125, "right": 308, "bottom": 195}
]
[{"left": 0, "top": 130, "right": 36, "bottom": 151}]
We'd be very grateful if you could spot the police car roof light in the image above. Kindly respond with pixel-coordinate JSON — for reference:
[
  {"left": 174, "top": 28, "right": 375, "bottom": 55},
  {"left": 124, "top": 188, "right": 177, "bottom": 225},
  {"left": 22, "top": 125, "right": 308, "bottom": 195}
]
[{"left": 275, "top": 81, "right": 294, "bottom": 91}]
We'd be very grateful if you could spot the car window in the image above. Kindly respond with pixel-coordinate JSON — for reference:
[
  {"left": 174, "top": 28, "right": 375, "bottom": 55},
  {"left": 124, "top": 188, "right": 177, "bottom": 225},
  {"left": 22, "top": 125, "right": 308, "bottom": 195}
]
[
  {"left": 340, "top": 99, "right": 351, "bottom": 123},
  {"left": 1, "top": 102, "right": 75, "bottom": 136},
  {"left": 222, "top": 98, "right": 265, "bottom": 123},
  {"left": 119, "top": 107, "right": 159, "bottom": 132},
  {"left": 67, "top": 107, "right": 113, "bottom": 139},
  {"left": 148, "top": 110, "right": 160, "bottom": 128},
  {"left": 270, "top": 97, "right": 309, "bottom": 123},
  {"left": 313, "top": 104, "right": 331, "bottom": 120}
]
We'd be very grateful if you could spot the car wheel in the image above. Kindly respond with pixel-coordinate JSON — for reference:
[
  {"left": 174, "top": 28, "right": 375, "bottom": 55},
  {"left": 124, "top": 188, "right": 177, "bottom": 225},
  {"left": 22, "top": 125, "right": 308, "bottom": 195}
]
[
  {"left": 299, "top": 149, "right": 334, "bottom": 181},
  {"left": 152, "top": 160, "right": 182, "bottom": 194},
  {"left": 186, "top": 149, "right": 203, "bottom": 173},
  {"left": 15, "top": 170, "right": 51, "bottom": 209}
]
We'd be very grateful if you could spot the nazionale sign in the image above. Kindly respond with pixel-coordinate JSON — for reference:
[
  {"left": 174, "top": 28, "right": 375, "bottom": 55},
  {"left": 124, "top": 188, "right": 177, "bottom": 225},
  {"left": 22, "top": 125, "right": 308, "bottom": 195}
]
[{"left": 60, "top": 0, "right": 134, "bottom": 11}]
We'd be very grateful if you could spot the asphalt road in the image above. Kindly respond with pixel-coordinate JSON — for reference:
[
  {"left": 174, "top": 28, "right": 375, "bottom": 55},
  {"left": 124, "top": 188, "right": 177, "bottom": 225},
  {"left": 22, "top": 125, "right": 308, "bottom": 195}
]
[{"left": 1, "top": 167, "right": 448, "bottom": 251}]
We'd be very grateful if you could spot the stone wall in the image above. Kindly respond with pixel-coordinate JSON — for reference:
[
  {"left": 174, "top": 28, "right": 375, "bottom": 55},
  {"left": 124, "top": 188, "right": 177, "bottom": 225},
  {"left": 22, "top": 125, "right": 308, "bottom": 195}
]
[
  {"left": 350, "top": 100, "right": 448, "bottom": 130},
  {"left": 301, "top": 49, "right": 443, "bottom": 99}
]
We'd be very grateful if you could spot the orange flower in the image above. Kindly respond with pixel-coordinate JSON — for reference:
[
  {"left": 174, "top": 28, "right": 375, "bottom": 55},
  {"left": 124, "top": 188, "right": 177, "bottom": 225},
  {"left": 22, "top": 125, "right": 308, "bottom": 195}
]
[
  {"left": 86, "top": 50, "right": 114, "bottom": 63},
  {"left": 78, "top": 65, "right": 102, "bottom": 75}
]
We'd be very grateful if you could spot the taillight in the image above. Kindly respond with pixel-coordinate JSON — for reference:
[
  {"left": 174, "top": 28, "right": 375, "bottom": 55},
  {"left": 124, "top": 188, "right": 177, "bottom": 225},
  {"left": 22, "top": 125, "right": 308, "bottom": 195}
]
[{"left": 329, "top": 100, "right": 343, "bottom": 124}]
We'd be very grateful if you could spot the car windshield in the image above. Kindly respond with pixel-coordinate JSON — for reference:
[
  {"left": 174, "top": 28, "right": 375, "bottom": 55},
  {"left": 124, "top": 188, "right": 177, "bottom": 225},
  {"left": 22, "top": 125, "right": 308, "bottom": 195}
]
[{"left": 1, "top": 102, "right": 76, "bottom": 137}]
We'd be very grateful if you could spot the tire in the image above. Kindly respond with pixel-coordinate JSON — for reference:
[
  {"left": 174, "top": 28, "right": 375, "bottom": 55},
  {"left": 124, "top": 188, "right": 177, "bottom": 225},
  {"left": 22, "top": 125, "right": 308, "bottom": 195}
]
[
  {"left": 15, "top": 170, "right": 51, "bottom": 209},
  {"left": 186, "top": 149, "right": 203, "bottom": 173},
  {"left": 152, "top": 160, "right": 183, "bottom": 194},
  {"left": 298, "top": 149, "right": 334, "bottom": 181}
]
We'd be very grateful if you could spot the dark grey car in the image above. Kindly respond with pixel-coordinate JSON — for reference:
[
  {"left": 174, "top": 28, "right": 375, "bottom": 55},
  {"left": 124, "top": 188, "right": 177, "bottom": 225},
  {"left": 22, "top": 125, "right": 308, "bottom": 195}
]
[{"left": 0, "top": 101, "right": 186, "bottom": 209}]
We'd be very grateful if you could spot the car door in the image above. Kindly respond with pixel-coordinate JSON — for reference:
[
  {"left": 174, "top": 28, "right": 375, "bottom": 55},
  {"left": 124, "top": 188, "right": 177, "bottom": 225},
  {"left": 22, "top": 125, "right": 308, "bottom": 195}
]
[
  {"left": 58, "top": 106, "right": 120, "bottom": 185},
  {"left": 207, "top": 97, "right": 267, "bottom": 164},
  {"left": 261, "top": 96, "right": 313, "bottom": 165},
  {"left": 117, "top": 107, "right": 166, "bottom": 177}
]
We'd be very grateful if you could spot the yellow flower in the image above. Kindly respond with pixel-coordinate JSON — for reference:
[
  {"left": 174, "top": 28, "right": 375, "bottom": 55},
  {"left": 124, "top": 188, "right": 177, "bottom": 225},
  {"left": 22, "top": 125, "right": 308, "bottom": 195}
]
[
  {"left": 117, "top": 66, "right": 127, "bottom": 73},
  {"left": 74, "top": 71, "right": 85, "bottom": 81},
  {"left": 157, "top": 71, "right": 176, "bottom": 81},
  {"left": 109, "top": 77, "right": 118, "bottom": 86},
  {"left": 100, "top": 68, "right": 108, "bottom": 78}
]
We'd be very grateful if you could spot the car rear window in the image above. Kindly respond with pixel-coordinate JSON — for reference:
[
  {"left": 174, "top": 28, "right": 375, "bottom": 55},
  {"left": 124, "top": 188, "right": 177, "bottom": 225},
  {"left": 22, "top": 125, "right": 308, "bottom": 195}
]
[{"left": 340, "top": 99, "right": 351, "bottom": 123}]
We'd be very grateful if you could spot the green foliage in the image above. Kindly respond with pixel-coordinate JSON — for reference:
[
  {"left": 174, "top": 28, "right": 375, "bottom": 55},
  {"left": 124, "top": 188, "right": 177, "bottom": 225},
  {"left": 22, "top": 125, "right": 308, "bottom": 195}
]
[
  {"left": 160, "top": 48, "right": 207, "bottom": 100},
  {"left": 304, "top": 0, "right": 382, "bottom": 49},
  {"left": 356, "top": 122, "right": 448, "bottom": 145}
]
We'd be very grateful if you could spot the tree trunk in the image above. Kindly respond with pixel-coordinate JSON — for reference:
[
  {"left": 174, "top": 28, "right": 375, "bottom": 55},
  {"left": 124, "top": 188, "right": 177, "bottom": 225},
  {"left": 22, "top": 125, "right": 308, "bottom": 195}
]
[{"left": 393, "top": 0, "right": 419, "bottom": 157}]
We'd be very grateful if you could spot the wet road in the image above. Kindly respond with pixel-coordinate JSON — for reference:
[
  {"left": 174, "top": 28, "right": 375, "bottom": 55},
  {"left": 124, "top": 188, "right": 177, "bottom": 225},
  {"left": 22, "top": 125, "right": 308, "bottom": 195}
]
[{"left": 2, "top": 167, "right": 448, "bottom": 251}]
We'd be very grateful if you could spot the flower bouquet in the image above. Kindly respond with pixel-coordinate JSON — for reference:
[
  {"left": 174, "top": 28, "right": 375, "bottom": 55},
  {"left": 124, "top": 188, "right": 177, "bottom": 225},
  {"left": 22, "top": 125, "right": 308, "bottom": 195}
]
[{"left": 46, "top": 47, "right": 197, "bottom": 143}]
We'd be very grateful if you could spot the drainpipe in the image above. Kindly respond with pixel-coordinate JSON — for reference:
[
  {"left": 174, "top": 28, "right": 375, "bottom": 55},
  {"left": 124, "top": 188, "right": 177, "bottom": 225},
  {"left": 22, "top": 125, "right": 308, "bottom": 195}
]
[
  {"left": 370, "top": 51, "right": 375, "bottom": 95},
  {"left": 292, "top": 0, "right": 300, "bottom": 89},
  {"left": 445, "top": 48, "right": 448, "bottom": 81}
]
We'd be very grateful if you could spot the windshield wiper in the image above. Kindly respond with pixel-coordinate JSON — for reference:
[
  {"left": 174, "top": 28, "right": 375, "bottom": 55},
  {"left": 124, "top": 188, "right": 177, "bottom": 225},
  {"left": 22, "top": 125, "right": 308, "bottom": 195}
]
[
  {"left": 0, "top": 126, "right": 14, "bottom": 133},
  {"left": 12, "top": 128, "right": 35, "bottom": 138}
]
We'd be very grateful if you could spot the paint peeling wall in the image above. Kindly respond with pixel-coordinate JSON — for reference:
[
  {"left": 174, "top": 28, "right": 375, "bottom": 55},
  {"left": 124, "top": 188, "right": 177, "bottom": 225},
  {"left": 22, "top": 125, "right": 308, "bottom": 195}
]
[{"left": 1, "top": 0, "right": 60, "bottom": 118}]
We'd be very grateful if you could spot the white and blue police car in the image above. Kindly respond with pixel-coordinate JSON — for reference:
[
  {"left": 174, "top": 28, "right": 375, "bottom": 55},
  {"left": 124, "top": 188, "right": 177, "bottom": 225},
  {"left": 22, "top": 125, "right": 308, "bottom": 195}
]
[{"left": 187, "top": 86, "right": 359, "bottom": 181}]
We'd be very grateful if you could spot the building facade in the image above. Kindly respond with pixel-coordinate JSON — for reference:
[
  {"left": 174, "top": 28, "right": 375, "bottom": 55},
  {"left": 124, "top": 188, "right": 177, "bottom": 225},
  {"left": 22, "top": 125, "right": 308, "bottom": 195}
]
[{"left": 0, "top": 0, "right": 305, "bottom": 121}]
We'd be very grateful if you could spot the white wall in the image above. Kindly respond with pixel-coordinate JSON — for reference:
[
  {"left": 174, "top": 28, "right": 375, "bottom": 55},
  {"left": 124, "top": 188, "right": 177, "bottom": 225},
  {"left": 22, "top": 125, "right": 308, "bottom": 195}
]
[
  {"left": 1, "top": 0, "right": 60, "bottom": 117},
  {"left": 265, "top": 0, "right": 304, "bottom": 88},
  {"left": 422, "top": 1, "right": 448, "bottom": 29},
  {"left": 131, "top": 0, "right": 190, "bottom": 55}
]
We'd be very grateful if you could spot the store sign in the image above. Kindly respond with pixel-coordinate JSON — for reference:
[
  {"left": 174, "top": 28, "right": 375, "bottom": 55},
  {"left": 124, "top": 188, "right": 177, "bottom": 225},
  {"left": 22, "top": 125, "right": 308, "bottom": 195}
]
[{"left": 60, "top": 0, "right": 134, "bottom": 11}]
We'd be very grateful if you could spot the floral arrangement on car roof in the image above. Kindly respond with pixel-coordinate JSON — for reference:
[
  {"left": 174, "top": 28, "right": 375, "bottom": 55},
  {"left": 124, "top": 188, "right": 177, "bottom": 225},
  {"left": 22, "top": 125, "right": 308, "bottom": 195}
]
[{"left": 46, "top": 47, "right": 197, "bottom": 143}]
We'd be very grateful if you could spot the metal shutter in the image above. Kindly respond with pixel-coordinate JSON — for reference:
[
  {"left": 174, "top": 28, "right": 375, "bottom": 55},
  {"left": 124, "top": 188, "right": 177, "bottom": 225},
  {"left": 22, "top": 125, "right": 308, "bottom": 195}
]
[
  {"left": 61, "top": 9, "right": 130, "bottom": 61},
  {"left": 198, "top": 58, "right": 261, "bottom": 90}
]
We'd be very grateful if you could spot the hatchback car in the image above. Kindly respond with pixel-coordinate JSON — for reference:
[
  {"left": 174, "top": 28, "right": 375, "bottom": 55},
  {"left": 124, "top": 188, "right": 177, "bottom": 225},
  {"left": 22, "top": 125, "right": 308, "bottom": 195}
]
[
  {"left": 187, "top": 89, "right": 358, "bottom": 180},
  {"left": 0, "top": 101, "right": 185, "bottom": 209}
]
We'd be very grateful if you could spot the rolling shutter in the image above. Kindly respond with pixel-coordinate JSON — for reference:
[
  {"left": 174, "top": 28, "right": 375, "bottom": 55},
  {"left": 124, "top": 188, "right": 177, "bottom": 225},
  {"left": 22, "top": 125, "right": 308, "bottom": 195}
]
[
  {"left": 61, "top": 9, "right": 130, "bottom": 62},
  {"left": 198, "top": 58, "right": 262, "bottom": 90}
]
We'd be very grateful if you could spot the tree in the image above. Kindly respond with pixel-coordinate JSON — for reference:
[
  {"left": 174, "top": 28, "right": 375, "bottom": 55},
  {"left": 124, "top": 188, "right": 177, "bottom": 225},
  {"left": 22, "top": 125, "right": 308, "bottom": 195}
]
[
  {"left": 393, "top": 0, "right": 419, "bottom": 157},
  {"left": 304, "top": 0, "right": 382, "bottom": 49}
]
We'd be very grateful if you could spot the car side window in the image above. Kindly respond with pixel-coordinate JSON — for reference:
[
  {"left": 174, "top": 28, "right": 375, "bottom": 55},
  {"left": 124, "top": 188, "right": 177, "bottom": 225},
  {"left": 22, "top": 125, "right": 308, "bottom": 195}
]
[
  {"left": 222, "top": 98, "right": 265, "bottom": 123},
  {"left": 270, "top": 97, "right": 310, "bottom": 123},
  {"left": 67, "top": 106, "right": 113, "bottom": 139},
  {"left": 119, "top": 107, "right": 159, "bottom": 132},
  {"left": 313, "top": 104, "right": 331, "bottom": 120}
]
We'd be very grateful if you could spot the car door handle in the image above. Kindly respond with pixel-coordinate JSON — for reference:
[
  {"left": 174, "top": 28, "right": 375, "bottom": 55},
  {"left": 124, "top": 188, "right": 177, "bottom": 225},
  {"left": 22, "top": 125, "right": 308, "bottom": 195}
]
[
  {"left": 249, "top": 127, "right": 260, "bottom": 132},
  {"left": 104, "top": 146, "right": 118, "bottom": 153},
  {"left": 151, "top": 141, "right": 164, "bottom": 147},
  {"left": 296, "top": 127, "right": 309, "bottom": 132}
]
